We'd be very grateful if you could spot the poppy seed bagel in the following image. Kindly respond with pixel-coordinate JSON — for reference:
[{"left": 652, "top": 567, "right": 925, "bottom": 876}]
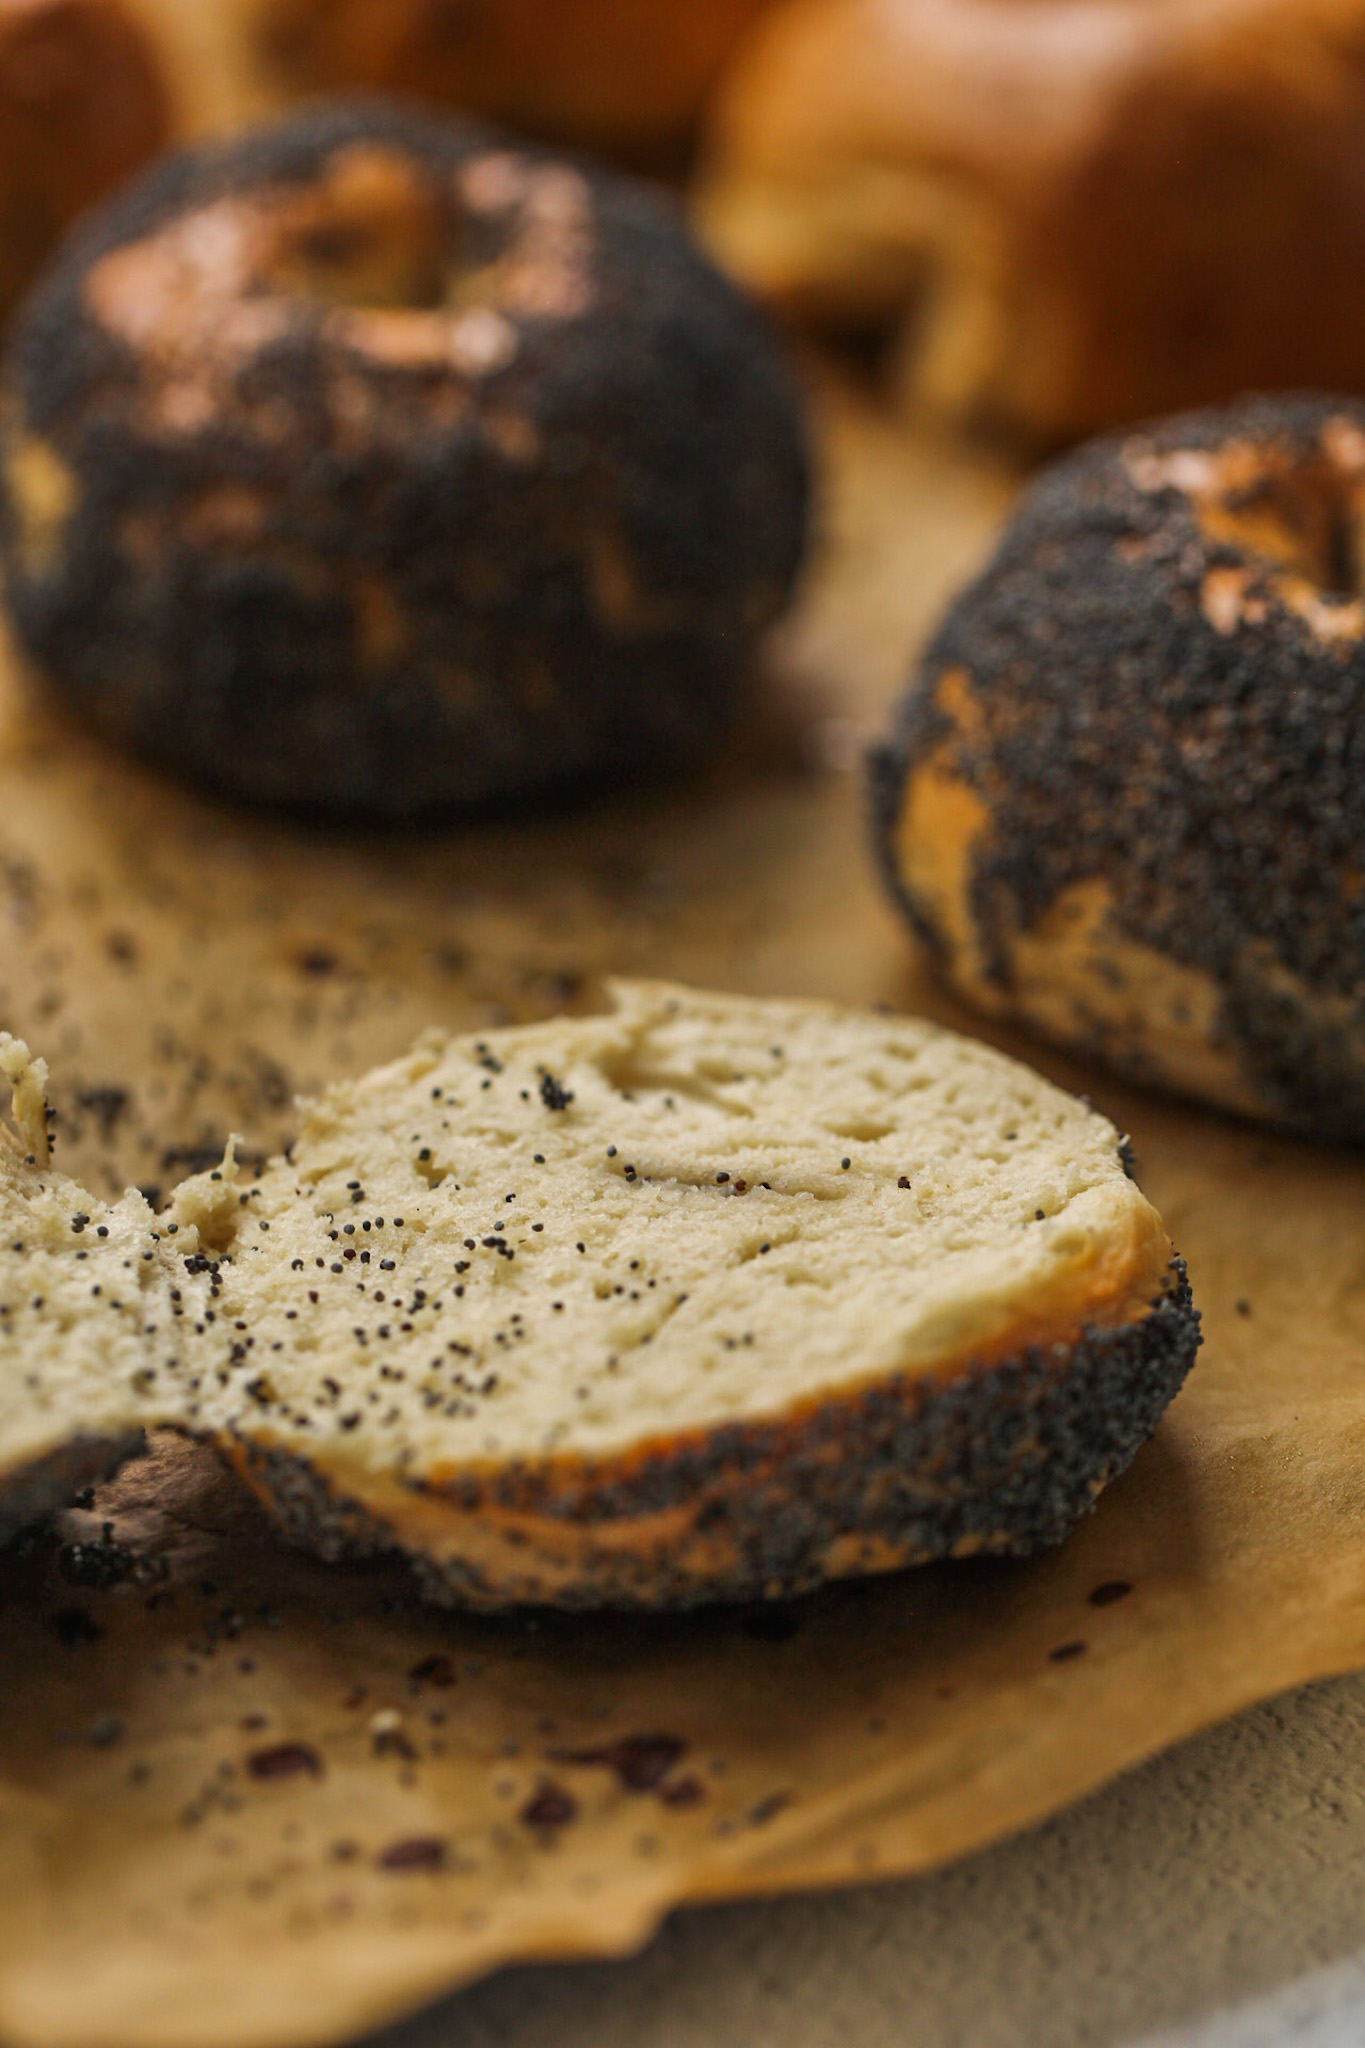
[
  {"left": 0, "top": 99, "right": 809, "bottom": 820},
  {"left": 871, "top": 393, "right": 1365, "bottom": 1142},
  {"left": 0, "top": 984, "right": 1199, "bottom": 1606}
]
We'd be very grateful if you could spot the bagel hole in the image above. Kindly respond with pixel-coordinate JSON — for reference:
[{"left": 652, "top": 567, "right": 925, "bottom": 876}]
[
  {"left": 262, "top": 147, "right": 449, "bottom": 311},
  {"left": 1209, "top": 457, "right": 1365, "bottom": 600}
]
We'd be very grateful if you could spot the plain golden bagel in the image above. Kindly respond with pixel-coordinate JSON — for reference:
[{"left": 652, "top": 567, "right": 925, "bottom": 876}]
[
  {"left": 871, "top": 394, "right": 1365, "bottom": 1142},
  {"left": 244, "top": 0, "right": 776, "bottom": 159},
  {"left": 695, "top": 0, "right": 1365, "bottom": 443},
  {"left": 0, "top": 99, "right": 808, "bottom": 820},
  {"left": 0, "top": 0, "right": 169, "bottom": 326}
]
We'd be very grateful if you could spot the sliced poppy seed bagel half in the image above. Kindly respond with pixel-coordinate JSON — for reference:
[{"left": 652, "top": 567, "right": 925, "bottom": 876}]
[
  {"left": 0, "top": 986, "right": 1198, "bottom": 1604},
  {"left": 174, "top": 982, "right": 1199, "bottom": 1607}
]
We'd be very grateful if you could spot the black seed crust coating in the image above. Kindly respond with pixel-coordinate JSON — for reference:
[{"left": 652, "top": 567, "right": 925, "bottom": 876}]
[
  {"left": 0, "top": 97, "right": 808, "bottom": 820},
  {"left": 0, "top": 1429, "right": 144, "bottom": 1547},
  {"left": 223, "top": 1262, "right": 1198, "bottom": 1610},
  {"left": 871, "top": 394, "right": 1365, "bottom": 1142}
]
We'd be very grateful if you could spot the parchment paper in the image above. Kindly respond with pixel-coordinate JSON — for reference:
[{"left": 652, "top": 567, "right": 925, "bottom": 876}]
[{"left": 3, "top": 376, "right": 1364, "bottom": 2048}]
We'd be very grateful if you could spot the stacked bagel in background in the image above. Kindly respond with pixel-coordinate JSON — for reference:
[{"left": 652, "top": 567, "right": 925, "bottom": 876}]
[
  {"left": 117, "top": 0, "right": 782, "bottom": 160},
  {"left": 0, "top": 0, "right": 169, "bottom": 323},
  {"left": 29, "top": 0, "right": 1365, "bottom": 432},
  {"left": 237, "top": 0, "right": 777, "bottom": 162},
  {"left": 693, "top": 0, "right": 1365, "bottom": 444}
]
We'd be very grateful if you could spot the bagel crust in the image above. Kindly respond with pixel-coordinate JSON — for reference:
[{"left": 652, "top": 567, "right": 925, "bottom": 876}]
[
  {"left": 0, "top": 99, "right": 808, "bottom": 819},
  {"left": 227, "top": 1266, "right": 1196, "bottom": 1609},
  {"left": 871, "top": 393, "right": 1365, "bottom": 1142}
]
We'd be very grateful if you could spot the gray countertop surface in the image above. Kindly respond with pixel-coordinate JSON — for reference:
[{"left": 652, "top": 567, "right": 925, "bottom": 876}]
[{"left": 368, "top": 1670, "right": 1365, "bottom": 2048}]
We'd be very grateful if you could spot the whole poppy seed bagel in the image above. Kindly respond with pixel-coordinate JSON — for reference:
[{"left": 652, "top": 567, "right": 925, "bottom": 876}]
[
  {"left": 871, "top": 393, "right": 1365, "bottom": 1143},
  {"left": 0, "top": 99, "right": 809, "bottom": 819}
]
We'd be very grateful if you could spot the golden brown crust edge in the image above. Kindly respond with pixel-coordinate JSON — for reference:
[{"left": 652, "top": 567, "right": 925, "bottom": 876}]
[{"left": 218, "top": 1247, "right": 1198, "bottom": 1610}]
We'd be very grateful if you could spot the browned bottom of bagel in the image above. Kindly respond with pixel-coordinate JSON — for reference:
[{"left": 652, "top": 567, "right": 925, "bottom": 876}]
[{"left": 224, "top": 1271, "right": 1196, "bottom": 1609}]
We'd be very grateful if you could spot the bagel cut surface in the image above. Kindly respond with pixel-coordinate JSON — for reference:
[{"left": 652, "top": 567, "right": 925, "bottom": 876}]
[{"left": 0, "top": 1034, "right": 158, "bottom": 1541}]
